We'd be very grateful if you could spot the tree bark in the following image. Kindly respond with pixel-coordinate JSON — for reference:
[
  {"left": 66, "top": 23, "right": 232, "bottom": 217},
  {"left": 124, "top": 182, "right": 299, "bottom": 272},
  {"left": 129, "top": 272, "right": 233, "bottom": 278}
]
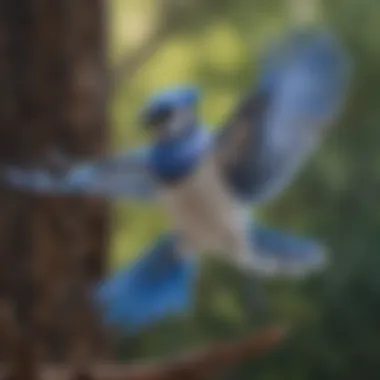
[{"left": 0, "top": 0, "right": 109, "bottom": 376}]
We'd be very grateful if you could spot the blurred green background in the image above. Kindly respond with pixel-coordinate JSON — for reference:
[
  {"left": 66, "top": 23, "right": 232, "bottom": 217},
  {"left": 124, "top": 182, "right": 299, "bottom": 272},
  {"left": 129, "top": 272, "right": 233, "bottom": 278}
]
[{"left": 106, "top": 0, "right": 380, "bottom": 378}]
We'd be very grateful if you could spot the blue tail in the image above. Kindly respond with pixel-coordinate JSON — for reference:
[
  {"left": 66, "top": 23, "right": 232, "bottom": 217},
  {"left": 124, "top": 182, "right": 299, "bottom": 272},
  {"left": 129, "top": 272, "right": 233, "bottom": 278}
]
[
  {"left": 246, "top": 224, "right": 327, "bottom": 277},
  {"left": 94, "top": 234, "right": 197, "bottom": 333}
]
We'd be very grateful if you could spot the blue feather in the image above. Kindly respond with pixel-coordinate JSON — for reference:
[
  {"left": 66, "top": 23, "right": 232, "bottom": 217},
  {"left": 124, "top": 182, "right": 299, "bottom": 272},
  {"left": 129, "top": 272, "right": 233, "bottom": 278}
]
[
  {"left": 141, "top": 85, "right": 200, "bottom": 119},
  {"left": 148, "top": 125, "right": 211, "bottom": 183},
  {"left": 94, "top": 234, "right": 198, "bottom": 333},
  {"left": 248, "top": 223, "right": 327, "bottom": 277},
  {"left": 0, "top": 148, "right": 156, "bottom": 199},
  {"left": 148, "top": 85, "right": 200, "bottom": 107},
  {"left": 216, "top": 29, "right": 351, "bottom": 203}
]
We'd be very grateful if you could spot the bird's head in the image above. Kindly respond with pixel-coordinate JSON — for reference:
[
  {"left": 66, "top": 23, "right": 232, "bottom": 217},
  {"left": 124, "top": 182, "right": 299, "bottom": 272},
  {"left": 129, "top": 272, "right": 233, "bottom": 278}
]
[
  {"left": 140, "top": 85, "right": 200, "bottom": 142},
  {"left": 139, "top": 85, "right": 210, "bottom": 184}
]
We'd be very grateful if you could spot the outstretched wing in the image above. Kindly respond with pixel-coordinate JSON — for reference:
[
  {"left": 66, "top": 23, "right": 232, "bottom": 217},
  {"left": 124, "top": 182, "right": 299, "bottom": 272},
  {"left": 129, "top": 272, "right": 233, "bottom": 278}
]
[
  {"left": 0, "top": 148, "right": 156, "bottom": 200},
  {"left": 94, "top": 233, "right": 198, "bottom": 333},
  {"left": 214, "top": 29, "right": 351, "bottom": 203},
  {"left": 246, "top": 223, "right": 327, "bottom": 277}
]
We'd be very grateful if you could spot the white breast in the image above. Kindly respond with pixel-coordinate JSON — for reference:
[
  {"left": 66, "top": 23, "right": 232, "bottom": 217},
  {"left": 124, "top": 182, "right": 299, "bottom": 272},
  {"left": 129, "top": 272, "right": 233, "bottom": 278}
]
[{"left": 158, "top": 156, "right": 249, "bottom": 257}]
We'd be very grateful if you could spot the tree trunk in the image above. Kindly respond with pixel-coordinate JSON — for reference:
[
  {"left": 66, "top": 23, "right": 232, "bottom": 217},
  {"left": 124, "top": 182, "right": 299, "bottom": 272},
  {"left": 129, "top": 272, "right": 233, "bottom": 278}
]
[{"left": 0, "top": 0, "right": 109, "bottom": 376}]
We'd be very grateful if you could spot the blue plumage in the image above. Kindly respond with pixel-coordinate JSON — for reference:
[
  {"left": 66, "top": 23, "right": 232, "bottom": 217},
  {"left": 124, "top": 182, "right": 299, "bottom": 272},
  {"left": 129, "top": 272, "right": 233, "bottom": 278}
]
[
  {"left": 218, "top": 29, "right": 351, "bottom": 202},
  {"left": 1, "top": 148, "right": 156, "bottom": 199},
  {"left": 147, "top": 124, "right": 211, "bottom": 183},
  {"left": 94, "top": 223, "right": 326, "bottom": 332},
  {"left": 140, "top": 85, "right": 200, "bottom": 122},
  {"left": 249, "top": 224, "right": 326, "bottom": 277},
  {"left": 0, "top": 28, "right": 351, "bottom": 333},
  {"left": 95, "top": 234, "right": 197, "bottom": 332}
]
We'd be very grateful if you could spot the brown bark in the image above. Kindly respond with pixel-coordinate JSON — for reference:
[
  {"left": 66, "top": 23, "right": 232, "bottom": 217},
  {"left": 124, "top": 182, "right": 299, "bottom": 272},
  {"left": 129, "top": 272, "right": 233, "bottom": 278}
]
[
  {"left": 0, "top": 0, "right": 109, "bottom": 376},
  {"left": 0, "top": 325, "right": 288, "bottom": 380}
]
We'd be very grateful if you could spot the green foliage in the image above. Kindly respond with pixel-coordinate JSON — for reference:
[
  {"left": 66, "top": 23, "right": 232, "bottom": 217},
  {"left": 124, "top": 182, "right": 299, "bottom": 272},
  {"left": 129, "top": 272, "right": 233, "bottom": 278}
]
[{"left": 108, "top": 0, "right": 380, "bottom": 378}]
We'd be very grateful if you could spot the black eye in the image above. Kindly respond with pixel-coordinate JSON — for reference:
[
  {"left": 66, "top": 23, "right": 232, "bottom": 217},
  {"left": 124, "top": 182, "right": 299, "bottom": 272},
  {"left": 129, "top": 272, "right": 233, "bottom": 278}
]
[{"left": 145, "top": 107, "right": 173, "bottom": 127}]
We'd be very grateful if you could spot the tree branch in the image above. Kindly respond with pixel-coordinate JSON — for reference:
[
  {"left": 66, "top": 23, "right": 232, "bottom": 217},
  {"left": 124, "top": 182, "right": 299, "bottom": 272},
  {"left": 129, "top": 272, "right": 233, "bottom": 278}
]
[{"left": 1, "top": 325, "right": 288, "bottom": 380}]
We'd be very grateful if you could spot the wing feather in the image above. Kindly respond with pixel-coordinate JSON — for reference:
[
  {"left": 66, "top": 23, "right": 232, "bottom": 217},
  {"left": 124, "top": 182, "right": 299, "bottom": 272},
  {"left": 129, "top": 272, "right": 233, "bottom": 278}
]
[
  {"left": 0, "top": 148, "right": 156, "bottom": 200},
  {"left": 95, "top": 233, "right": 197, "bottom": 332},
  {"left": 214, "top": 29, "right": 351, "bottom": 203}
]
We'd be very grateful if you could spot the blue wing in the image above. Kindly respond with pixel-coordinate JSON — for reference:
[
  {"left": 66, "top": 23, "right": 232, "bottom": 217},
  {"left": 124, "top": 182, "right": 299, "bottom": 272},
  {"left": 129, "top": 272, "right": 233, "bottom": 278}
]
[
  {"left": 215, "top": 28, "right": 351, "bottom": 203},
  {"left": 244, "top": 223, "right": 327, "bottom": 277},
  {"left": 0, "top": 148, "right": 156, "bottom": 200},
  {"left": 94, "top": 233, "right": 198, "bottom": 333}
]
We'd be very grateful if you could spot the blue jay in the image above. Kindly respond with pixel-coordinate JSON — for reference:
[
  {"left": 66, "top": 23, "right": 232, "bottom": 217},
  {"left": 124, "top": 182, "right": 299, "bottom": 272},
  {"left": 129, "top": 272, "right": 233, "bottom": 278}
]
[{"left": 0, "top": 29, "right": 351, "bottom": 332}]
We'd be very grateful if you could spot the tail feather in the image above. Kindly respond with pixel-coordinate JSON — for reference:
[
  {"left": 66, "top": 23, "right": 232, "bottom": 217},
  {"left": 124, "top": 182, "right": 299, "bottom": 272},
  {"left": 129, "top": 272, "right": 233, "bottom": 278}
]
[
  {"left": 238, "top": 224, "right": 328, "bottom": 278},
  {"left": 94, "top": 234, "right": 198, "bottom": 333}
]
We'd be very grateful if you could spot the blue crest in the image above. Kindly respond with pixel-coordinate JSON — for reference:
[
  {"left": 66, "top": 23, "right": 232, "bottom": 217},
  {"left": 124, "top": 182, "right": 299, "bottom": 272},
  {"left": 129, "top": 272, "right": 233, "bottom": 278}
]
[{"left": 140, "top": 85, "right": 201, "bottom": 123}]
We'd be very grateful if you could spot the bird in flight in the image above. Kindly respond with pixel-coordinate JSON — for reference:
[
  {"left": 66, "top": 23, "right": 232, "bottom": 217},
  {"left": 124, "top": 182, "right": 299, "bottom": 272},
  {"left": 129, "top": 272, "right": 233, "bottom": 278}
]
[{"left": 0, "top": 28, "right": 351, "bottom": 333}]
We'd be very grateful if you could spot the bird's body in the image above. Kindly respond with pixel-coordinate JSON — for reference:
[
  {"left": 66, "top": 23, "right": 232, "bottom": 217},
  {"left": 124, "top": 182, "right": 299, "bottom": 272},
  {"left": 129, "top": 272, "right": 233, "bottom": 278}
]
[
  {"left": 0, "top": 28, "right": 352, "bottom": 332},
  {"left": 144, "top": 120, "right": 250, "bottom": 264},
  {"left": 158, "top": 152, "right": 249, "bottom": 262}
]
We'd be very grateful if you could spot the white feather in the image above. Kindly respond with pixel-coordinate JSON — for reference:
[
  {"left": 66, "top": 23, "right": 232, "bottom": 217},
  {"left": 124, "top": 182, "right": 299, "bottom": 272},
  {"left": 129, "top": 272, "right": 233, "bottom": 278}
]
[{"left": 158, "top": 155, "right": 250, "bottom": 262}]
